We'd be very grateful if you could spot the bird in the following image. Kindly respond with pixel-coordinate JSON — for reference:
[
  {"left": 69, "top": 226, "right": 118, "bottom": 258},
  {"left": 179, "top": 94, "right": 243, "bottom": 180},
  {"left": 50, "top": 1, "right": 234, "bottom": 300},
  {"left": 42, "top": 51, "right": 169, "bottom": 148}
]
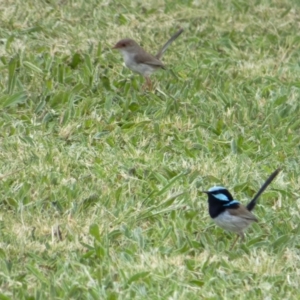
[
  {"left": 112, "top": 28, "right": 183, "bottom": 89},
  {"left": 202, "top": 168, "right": 281, "bottom": 249}
]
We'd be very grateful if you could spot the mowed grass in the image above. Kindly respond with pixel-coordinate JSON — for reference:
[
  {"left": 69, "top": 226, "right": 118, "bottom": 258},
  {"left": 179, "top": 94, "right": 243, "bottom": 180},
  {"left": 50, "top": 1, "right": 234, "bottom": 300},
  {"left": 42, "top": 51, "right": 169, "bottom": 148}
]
[{"left": 0, "top": 0, "right": 300, "bottom": 298}]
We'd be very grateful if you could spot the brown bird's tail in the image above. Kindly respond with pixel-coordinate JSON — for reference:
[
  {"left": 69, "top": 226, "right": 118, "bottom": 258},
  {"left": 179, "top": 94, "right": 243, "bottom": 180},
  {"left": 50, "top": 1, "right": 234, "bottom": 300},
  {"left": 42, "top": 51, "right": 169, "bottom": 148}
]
[{"left": 155, "top": 28, "right": 184, "bottom": 60}]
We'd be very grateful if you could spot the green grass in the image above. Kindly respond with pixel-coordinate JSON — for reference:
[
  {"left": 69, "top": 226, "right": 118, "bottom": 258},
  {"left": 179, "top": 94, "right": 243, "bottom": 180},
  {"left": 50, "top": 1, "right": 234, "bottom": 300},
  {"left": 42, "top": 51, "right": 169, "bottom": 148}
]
[{"left": 0, "top": 0, "right": 300, "bottom": 299}]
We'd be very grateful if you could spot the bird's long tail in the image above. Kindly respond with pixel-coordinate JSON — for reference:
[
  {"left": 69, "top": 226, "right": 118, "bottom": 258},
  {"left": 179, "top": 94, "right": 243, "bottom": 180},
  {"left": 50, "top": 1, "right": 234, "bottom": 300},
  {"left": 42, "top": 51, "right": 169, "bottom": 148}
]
[
  {"left": 246, "top": 168, "right": 281, "bottom": 211},
  {"left": 155, "top": 28, "right": 184, "bottom": 60}
]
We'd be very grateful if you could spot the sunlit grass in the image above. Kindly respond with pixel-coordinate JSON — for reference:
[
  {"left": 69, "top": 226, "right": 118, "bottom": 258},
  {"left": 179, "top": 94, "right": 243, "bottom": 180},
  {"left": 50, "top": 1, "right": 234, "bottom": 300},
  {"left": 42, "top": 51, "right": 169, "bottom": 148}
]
[{"left": 0, "top": 0, "right": 300, "bottom": 299}]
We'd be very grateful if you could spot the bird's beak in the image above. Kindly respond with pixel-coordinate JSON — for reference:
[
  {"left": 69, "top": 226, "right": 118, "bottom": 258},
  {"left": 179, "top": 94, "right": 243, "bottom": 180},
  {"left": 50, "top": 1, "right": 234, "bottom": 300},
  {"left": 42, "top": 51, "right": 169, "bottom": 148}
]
[
  {"left": 112, "top": 44, "right": 119, "bottom": 49},
  {"left": 201, "top": 191, "right": 208, "bottom": 194}
]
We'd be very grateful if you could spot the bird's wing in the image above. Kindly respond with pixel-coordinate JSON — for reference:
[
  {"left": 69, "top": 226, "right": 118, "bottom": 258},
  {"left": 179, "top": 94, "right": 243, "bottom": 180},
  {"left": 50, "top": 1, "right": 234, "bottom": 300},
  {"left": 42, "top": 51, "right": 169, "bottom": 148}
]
[
  {"left": 227, "top": 206, "right": 258, "bottom": 222},
  {"left": 134, "top": 52, "right": 165, "bottom": 68}
]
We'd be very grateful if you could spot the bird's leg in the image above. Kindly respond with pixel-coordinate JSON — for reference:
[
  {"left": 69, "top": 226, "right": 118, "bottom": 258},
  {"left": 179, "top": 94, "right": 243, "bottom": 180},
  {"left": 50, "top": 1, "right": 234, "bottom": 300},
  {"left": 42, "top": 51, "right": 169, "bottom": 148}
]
[
  {"left": 146, "top": 76, "right": 152, "bottom": 90},
  {"left": 230, "top": 232, "right": 244, "bottom": 250},
  {"left": 142, "top": 76, "right": 153, "bottom": 91},
  {"left": 230, "top": 235, "right": 239, "bottom": 250}
]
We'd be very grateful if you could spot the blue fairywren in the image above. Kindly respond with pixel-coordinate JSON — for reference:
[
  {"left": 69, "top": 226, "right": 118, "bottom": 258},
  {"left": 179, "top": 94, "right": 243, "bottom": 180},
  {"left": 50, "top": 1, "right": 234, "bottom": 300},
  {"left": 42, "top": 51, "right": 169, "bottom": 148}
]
[{"left": 203, "top": 168, "right": 281, "bottom": 248}]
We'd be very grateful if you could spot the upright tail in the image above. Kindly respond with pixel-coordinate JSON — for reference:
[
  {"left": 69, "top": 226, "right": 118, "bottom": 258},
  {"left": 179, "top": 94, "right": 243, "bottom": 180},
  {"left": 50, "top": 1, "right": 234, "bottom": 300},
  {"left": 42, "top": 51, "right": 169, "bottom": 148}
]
[
  {"left": 155, "top": 28, "right": 184, "bottom": 60},
  {"left": 246, "top": 168, "right": 281, "bottom": 211}
]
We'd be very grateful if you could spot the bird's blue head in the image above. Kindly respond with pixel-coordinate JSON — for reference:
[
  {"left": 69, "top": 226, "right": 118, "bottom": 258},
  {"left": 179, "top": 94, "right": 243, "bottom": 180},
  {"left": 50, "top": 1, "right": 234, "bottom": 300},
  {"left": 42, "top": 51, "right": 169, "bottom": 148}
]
[{"left": 203, "top": 186, "right": 240, "bottom": 218}]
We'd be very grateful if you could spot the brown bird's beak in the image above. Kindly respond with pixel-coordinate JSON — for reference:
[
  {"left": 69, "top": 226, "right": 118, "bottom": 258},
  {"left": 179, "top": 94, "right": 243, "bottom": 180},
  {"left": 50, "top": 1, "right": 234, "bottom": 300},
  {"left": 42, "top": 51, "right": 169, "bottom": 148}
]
[{"left": 202, "top": 191, "right": 208, "bottom": 194}]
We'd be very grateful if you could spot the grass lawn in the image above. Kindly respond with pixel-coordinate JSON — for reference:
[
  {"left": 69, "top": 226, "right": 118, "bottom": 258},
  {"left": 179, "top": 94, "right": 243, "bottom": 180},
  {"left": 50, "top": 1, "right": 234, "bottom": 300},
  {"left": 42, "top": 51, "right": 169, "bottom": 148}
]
[{"left": 0, "top": 0, "right": 300, "bottom": 299}]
